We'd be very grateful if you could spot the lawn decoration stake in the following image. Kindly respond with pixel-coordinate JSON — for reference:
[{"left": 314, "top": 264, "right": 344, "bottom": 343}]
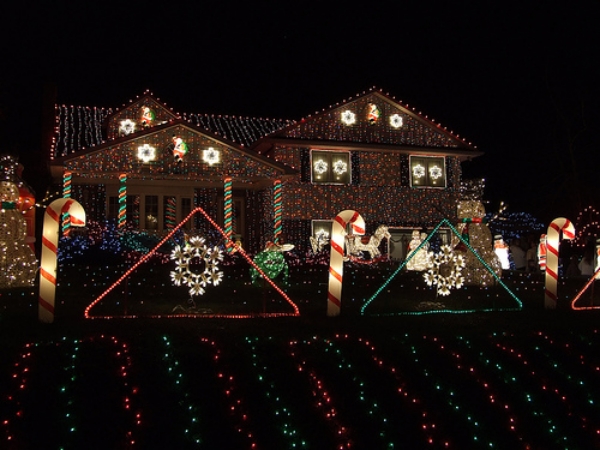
[
  {"left": 39, "top": 198, "right": 86, "bottom": 323},
  {"left": 545, "top": 217, "right": 575, "bottom": 309},
  {"left": 328, "top": 210, "right": 365, "bottom": 317}
]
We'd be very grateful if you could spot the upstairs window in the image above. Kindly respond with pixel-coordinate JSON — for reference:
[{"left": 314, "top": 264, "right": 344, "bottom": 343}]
[
  {"left": 410, "top": 156, "right": 446, "bottom": 188},
  {"left": 311, "top": 150, "right": 351, "bottom": 185}
]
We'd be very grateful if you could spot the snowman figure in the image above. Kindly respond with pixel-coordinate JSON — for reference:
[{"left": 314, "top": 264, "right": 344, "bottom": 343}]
[
  {"left": 452, "top": 200, "right": 502, "bottom": 286},
  {"left": 406, "top": 230, "right": 429, "bottom": 271},
  {"left": 0, "top": 181, "right": 37, "bottom": 288}
]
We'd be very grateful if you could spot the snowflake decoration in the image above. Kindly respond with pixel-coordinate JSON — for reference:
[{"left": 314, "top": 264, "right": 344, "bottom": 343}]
[
  {"left": 429, "top": 165, "right": 443, "bottom": 180},
  {"left": 119, "top": 119, "right": 136, "bottom": 135},
  {"left": 203, "top": 147, "right": 220, "bottom": 165},
  {"left": 423, "top": 245, "right": 465, "bottom": 296},
  {"left": 341, "top": 110, "right": 356, "bottom": 125},
  {"left": 332, "top": 159, "right": 348, "bottom": 175},
  {"left": 389, "top": 114, "right": 403, "bottom": 128},
  {"left": 412, "top": 163, "right": 426, "bottom": 179},
  {"left": 137, "top": 144, "right": 156, "bottom": 162},
  {"left": 170, "top": 235, "right": 224, "bottom": 297},
  {"left": 313, "top": 159, "right": 328, "bottom": 175}
]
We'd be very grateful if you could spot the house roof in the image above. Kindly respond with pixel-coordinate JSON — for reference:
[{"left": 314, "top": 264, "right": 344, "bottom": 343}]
[
  {"left": 51, "top": 87, "right": 481, "bottom": 162},
  {"left": 251, "top": 87, "right": 481, "bottom": 160}
]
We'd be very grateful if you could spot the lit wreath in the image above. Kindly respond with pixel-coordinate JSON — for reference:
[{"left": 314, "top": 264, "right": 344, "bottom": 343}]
[
  {"left": 170, "top": 236, "right": 224, "bottom": 297},
  {"left": 423, "top": 245, "right": 465, "bottom": 296}
]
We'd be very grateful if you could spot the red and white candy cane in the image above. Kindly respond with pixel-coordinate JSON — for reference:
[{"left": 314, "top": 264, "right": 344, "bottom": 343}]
[
  {"left": 327, "top": 210, "right": 365, "bottom": 317},
  {"left": 544, "top": 217, "right": 575, "bottom": 309},
  {"left": 39, "top": 198, "right": 86, "bottom": 323}
]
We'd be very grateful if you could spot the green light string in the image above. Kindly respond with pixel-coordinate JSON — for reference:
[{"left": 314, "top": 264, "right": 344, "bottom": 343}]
[
  {"left": 307, "top": 336, "right": 399, "bottom": 449},
  {"left": 161, "top": 336, "right": 203, "bottom": 445},
  {"left": 335, "top": 334, "right": 450, "bottom": 447},
  {"left": 489, "top": 332, "right": 597, "bottom": 447},
  {"left": 421, "top": 334, "right": 530, "bottom": 447},
  {"left": 402, "top": 337, "right": 498, "bottom": 448},
  {"left": 460, "top": 334, "right": 573, "bottom": 448},
  {"left": 361, "top": 218, "right": 523, "bottom": 316},
  {"left": 245, "top": 336, "right": 308, "bottom": 448}
]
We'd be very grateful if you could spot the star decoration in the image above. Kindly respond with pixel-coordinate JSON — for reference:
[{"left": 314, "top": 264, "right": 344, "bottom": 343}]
[
  {"left": 137, "top": 144, "right": 156, "bottom": 163},
  {"left": 341, "top": 110, "right": 356, "bottom": 125},
  {"left": 429, "top": 165, "right": 443, "bottom": 180},
  {"left": 333, "top": 159, "right": 348, "bottom": 175},
  {"left": 313, "top": 159, "right": 328, "bottom": 175},
  {"left": 423, "top": 245, "right": 465, "bottom": 296},
  {"left": 203, "top": 147, "right": 220, "bottom": 165},
  {"left": 390, "top": 114, "right": 403, "bottom": 128},
  {"left": 170, "top": 236, "right": 224, "bottom": 297},
  {"left": 412, "top": 163, "right": 426, "bottom": 179}
]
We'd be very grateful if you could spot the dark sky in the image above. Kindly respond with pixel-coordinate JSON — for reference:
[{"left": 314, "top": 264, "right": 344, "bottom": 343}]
[{"left": 1, "top": 1, "right": 598, "bottom": 224}]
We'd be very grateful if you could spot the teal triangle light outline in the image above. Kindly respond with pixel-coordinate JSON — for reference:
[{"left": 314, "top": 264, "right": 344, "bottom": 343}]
[{"left": 360, "top": 218, "right": 523, "bottom": 316}]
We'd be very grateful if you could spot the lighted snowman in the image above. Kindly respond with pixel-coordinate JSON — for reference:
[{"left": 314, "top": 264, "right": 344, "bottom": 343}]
[
  {"left": 451, "top": 200, "right": 502, "bottom": 286},
  {"left": 0, "top": 181, "right": 37, "bottom": 288}
]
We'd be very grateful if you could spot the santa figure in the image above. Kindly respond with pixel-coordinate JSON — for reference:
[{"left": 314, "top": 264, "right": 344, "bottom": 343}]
[
  {"left": 140, "top": 106, "right": 155, "bottom": 127},
  {"left": 172, "top": 137, "right": 188, "bottom": 162},
  {"left": 538, "top": 234, "right": 547, "bottom": 272}
]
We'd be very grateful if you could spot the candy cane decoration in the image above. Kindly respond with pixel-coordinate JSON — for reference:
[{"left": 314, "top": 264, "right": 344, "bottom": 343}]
[
  {"left": 224, "top": 177, "right": 233, "bottom": 250},
  {"left": 273, "top": 179, "right": 282, "bottom": 243},
  {"left": 39, "top": 198, "right": 86, "bottom": 323},
  {"left": 118, "top": 173, "right": 127, "bottom": 229},
  {"left": 62, "top": 171, "right": 72, "bottom": 235},
  {"left": 544, "top": 217, "right": 575, "bottom": 309},
  {"left": 327, "top": 210, "right": 365, "bottom": 317}
]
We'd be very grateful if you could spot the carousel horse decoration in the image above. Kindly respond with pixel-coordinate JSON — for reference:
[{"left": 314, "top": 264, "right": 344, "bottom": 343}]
[
  {"left": 345, "top": 224, "right": 391, "bottom": 260},
  {"left": 309, "top": 229, "right": 330, "bottom": 254},
  {"left": 250, "top": 241, "right": 295, "bottom": 286}
]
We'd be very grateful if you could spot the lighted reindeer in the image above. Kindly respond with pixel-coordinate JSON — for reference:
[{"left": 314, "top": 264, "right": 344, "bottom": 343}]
[{"left": 345, "top": 224, "right": 391, "bottom": 260}]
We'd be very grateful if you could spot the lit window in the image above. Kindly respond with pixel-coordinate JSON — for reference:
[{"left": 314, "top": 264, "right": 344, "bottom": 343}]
[
  {"left": 311, "top": 150, "right": 351, "bottom": 184},
  {"left": 410, "top": 156, "right": 446, "bottom": 188}
]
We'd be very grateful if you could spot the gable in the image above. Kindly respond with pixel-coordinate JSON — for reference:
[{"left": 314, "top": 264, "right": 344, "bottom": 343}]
[
  {"left": 269, "top": 91, "right": 473, "bottom": 150},
  {"left": 106, "top": 94, "right": 179, "bottom": 140},
  {"left": 58, "top": 124, "right": 294, "bottom": 184}
]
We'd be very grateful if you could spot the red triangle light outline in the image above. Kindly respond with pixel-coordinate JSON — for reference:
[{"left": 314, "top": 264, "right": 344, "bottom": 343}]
[
  {"left": 84, "top": 206, "right": 300, "bottom": 319},
  {"left": 570, "top": 266, "right": 600, "bottom": 311}
]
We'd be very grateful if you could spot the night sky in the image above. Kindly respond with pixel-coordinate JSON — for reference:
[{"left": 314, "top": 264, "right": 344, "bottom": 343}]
[{"left": 1, "top": 1, "right": 598, "bottom": 224}]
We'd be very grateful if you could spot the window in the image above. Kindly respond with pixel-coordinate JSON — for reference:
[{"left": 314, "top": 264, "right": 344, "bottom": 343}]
[
  {"left": 181, "top": 198, "right": 192, "bottom": 229},
  {"left": 311, "top": 150, "right": 351, "bottom": 185},
  {"left": 409, "top": 156, "right": 446, "bottom": 188},
  {"left": 145, "top": 195, "right": 158, "bottom": 230}
]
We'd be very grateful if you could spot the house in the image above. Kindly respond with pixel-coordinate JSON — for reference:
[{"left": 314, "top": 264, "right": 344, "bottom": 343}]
[{"left": 49, "top": 88, "right": 481, "bottom": 253}]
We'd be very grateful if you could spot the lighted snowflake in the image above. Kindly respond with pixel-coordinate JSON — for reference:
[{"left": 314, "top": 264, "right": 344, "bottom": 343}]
[
  {"left": 341, "top": 110, "right": 356, "bottom": 125},
  {"left": 332, "top": 159, "right": 348, "bottom": 175},
  {"left": 390, "top": 114, "right": 403, "bottom": 128},
  {"left": 170, "top": 235, "right": 224, "bottom": 297},
  {"left": 423, "top": 245, "right": 465, "bottom": 296},
  {"left": 120, "top": 119, "right": 136, "bottom": 135},
  {"left": 412, "top": 163, "right": 426, "bottom": 179},
  {"left": 203, "top": 147, "right": 220, "bottom": 165},
  {"left": 429, "top": 165, "right": 443, "bottom": 180},
  {"left": 313, "top": 159, "right": 328, "bottom": 175},
  {"left": 137, "top": 144, "right": 156, "bottom": 162}
]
